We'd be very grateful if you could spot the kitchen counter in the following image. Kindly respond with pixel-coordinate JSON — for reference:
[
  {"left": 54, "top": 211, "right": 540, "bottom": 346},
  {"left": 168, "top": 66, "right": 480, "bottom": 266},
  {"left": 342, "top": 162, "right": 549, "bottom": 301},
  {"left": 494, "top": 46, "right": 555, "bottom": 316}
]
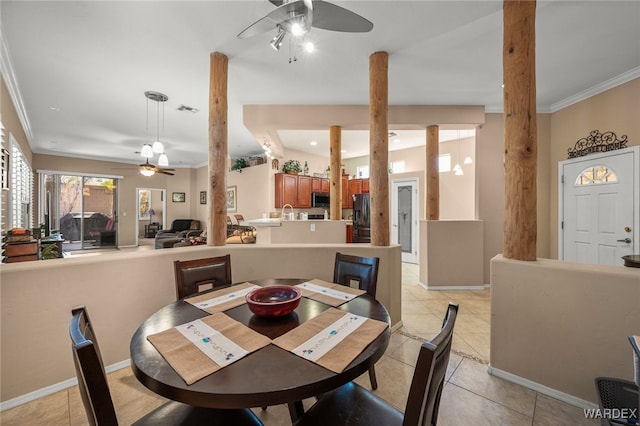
[{"left": 243, "top": 219, "right": 347, "bottom": 244}]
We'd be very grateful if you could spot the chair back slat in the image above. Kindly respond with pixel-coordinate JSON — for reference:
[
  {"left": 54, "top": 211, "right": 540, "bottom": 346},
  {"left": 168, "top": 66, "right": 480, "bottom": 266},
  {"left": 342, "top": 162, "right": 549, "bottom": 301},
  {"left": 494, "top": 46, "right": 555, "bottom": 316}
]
[
  {"left": 403, "top": 303, "right": 459, "bottom": 426},
  {"left": 70, "top": 306, "right": 118, "bottom": 426},
  {"left": 173, "top": 255, "right": 232, "bottom": 300},
  {"left": 333, "top": 252, "right": 380, "bottom": 297}
]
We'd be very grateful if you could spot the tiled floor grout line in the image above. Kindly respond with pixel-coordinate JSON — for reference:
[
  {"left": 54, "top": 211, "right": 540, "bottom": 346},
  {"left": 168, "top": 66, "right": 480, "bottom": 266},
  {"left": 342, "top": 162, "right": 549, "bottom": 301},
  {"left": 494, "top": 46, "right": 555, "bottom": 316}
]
[{"left": 394, "top": 329, "right": 489, "bottom": 365}]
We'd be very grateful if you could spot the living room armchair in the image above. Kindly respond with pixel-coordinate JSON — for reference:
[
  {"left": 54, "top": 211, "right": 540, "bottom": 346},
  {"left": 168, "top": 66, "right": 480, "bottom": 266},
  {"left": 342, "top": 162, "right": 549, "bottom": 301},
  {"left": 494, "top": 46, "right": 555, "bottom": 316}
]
[{"left": 155, "top": 219, "right": 202, "bottom": 249}]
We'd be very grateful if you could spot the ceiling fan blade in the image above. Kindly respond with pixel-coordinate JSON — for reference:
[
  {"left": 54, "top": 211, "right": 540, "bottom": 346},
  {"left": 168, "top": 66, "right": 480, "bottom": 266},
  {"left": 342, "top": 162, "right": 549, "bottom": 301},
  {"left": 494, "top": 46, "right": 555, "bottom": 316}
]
[
  {"left": 156, "top": 170, "right": 175, "bottom": 176},
  {"left": 238, "top": 0, "right": 309, "bottom": 38},
  {"left": 311, "top": 0, "right": 373, "bottom": 33}
]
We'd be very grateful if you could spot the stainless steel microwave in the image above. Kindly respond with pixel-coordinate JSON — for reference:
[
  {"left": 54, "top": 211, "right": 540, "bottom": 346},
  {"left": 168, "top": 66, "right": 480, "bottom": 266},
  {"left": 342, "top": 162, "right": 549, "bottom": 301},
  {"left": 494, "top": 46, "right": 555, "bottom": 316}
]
[{"left": 312, "top": 192, "right": 330, "bottom": 208}]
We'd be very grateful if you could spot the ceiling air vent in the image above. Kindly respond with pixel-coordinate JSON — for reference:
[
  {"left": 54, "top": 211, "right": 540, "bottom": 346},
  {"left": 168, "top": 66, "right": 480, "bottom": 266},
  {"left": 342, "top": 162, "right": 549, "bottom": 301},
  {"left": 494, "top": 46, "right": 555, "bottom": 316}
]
[{"left": 177, "top": 105, "right": 199, "bottom": 113}]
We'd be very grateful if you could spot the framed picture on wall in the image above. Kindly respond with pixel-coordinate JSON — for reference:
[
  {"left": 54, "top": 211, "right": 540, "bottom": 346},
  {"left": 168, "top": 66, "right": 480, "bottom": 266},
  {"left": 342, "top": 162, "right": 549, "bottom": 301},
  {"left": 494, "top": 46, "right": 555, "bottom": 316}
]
[
  {"left": 172, "top": 192, "right": 185, "bottom": 203},
  {"left": 199, "top": 191, "right": 207, "bottom": 205},
  {"left": 226, "top": 186, "right": 237, "bottom": 212}
]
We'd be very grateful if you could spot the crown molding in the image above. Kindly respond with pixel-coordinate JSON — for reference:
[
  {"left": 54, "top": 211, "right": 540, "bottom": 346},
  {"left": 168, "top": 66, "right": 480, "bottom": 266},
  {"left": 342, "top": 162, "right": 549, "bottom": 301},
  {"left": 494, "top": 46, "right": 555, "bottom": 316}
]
[
  {"left": 0, "top": 29, "right": 33, "bottom": 142},
  {"left": 549, "top": 66, "right": 640, "bottom": 113}
]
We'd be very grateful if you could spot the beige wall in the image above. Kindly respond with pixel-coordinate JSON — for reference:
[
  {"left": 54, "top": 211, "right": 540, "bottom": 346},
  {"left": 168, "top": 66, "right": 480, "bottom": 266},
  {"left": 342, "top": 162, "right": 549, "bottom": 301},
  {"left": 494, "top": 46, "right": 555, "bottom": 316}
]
[
  {"left": 549, "top": 78, "right": 640, "bottom": 259},
  {"left": 490, "top": 255, "right": 640, "bottom": 404},
  {"left": 420, "top": 220, "right": 485, "bottom": 287},
  {"left": 0, "top": 244, "right": 401, "bottom": 403}
]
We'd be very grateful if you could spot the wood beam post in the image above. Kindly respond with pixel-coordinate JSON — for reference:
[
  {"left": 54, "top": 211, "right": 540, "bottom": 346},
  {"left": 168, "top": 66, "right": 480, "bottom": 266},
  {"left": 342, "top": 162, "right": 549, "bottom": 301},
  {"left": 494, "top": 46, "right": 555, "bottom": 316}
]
[
  {"left": 208, "top": 52, "right": 228, "bottom": 246},
  {"left": 329, "top": 125, "right": 342, "bottom": 219},
  {"left": 426, "top": 125, "right": 439, "bottom": 220},
  {"left": 503, "top": 1, "right": 537, "bottom": 260},
  {"left": 369, "top": 51, "right": 389, "bottom": 246}
]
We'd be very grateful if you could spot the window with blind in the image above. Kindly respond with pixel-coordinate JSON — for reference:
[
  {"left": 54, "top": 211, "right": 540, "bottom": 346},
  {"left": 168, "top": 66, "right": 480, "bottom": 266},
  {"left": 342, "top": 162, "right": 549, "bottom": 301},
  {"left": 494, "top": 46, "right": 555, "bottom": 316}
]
[{"left": 9, "top": 136, "right": 33, "bottom": 229}]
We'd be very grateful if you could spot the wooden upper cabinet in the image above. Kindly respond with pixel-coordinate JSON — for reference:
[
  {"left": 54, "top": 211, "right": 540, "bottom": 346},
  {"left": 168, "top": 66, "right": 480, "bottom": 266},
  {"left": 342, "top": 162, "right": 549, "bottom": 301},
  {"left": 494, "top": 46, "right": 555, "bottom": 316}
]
[
  {"left": 341, "top": 175, "right": 352, "bottom": 209},
  {"left": 312, "top": 177, "right": 330, "bottom": 193},
  {"left": 348, "top": 179, "right": 363, "bottom": 199},
  {"left": 275, "top": 173, "right": 298, "bottom": 208},
  {"left": 275, "top": 173, "right": 313, "bottom": 208},
  {"left": 321, "top": 178, "right": 330, "bottom": 193},
  {"left": 297, "top": 175, "right": 312, "bottom": 208}
]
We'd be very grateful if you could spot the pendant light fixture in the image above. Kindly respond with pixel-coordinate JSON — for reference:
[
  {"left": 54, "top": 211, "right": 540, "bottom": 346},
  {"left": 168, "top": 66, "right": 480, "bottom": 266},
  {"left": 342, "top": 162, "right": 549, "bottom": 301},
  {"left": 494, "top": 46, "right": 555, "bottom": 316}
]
[{"left": 142, "top": 91, "right": 169, "bottom": 165}]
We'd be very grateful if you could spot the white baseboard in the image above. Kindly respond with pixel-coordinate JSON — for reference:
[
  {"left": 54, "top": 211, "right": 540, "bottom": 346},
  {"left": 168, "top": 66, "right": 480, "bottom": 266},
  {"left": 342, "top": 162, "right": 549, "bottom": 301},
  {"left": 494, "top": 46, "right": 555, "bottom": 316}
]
[
  {"left": 487, "top": 365, "right": 598, "bottom": 410},
  {"left": 391, "top": 320, "right": 404, "bottom": 332},
  {"left": 0, "top": 359, "right": 130, "bottom": 412},
  {"left": 418, "top": 282, "right": 490, "bottom": 291}
]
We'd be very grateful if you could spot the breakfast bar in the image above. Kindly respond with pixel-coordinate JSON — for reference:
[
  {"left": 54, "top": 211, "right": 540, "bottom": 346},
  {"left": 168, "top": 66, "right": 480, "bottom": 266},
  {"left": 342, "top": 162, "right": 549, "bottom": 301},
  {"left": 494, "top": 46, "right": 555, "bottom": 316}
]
[{"left": 242, "top": 218, "right": 347, "bottom": 244}]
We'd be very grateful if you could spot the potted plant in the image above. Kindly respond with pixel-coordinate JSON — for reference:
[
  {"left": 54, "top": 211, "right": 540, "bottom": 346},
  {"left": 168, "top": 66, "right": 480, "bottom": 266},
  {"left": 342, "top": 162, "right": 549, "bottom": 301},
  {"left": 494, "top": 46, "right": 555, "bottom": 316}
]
[
  {"left": 282, "top": 160, "right": 302, "bottom": 175},
  {"left": 231, "top": 157, "right": 249, "bottom": 171}
]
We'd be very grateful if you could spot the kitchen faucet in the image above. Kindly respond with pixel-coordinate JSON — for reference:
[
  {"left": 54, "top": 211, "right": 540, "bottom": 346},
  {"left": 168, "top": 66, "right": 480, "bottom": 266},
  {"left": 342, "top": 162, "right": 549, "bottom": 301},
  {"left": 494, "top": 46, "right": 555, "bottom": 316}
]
[{"left": 281, "top": 204, "right": 294, "bottom": 221}]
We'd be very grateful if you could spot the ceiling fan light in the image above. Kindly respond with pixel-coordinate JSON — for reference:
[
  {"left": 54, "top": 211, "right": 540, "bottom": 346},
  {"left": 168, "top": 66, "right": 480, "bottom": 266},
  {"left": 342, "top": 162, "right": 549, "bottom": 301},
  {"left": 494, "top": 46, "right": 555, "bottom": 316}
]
[
  {"left": 158, "top": 153, "right": 169, "bottom": 166},
  {"left": 152, "top": 140, "right": 164, "bottom": 154},
  {"left": 291, "top": 22, "right": 305, "bottom": 36},
  {"left": 464, "top": 156, "right": 473, "bottom": 164},
  {"left": 140, "top": 168, "right": 155, "bottom": 177},
  {"left": 140, "top": 144, "right": 153, "bottom": 158},
  {"left": 454, "top": 165, "right": 464, "bottom": 176},
  {"left": 270, "top": 27, "right": 286, "bottom": 51}
]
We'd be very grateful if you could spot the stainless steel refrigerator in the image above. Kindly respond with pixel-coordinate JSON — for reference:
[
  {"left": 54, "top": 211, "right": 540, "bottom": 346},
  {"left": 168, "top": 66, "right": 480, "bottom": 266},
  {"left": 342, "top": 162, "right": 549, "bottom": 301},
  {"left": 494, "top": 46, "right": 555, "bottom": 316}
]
[{"left": 352, "top": 193, "right": 371, "bottom": 243}]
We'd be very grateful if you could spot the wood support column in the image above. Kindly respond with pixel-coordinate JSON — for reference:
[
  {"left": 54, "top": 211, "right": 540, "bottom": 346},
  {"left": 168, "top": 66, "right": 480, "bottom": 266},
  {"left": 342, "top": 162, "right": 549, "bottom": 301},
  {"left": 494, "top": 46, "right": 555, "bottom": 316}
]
[
  {"left": 329, "top": 125, "right": 342, "bottom": 219},
  {"left": 503, "top": 1, "right": 537, "bottom": 260},
  {"left": 369, "top": 51, "right": 389, "bottom": 246},
  {"left": 426, "top": 125, "right": 439, "bottom": 220},
  {"left": 208, "top": 52, "right": 228, "bottom": 246}
]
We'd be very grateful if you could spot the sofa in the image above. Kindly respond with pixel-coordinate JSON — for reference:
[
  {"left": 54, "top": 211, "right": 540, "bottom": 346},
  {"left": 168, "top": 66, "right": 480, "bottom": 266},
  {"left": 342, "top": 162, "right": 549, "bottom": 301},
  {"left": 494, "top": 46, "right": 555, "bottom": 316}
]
[{"left": 154, "top": 219, "right": 202, "bottom": 249}]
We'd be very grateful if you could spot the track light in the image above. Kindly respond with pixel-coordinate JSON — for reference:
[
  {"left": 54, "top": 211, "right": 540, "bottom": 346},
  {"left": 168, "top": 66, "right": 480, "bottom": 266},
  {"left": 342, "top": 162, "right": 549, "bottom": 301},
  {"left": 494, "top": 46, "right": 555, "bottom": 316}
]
[{"left": 270, "top": 27, "right": 286, "bottom": 51}]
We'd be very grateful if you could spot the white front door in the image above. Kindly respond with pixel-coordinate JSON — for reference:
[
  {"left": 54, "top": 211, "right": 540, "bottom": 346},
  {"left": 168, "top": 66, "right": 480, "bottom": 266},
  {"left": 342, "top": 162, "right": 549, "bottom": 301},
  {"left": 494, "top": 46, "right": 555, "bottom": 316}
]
[
  {"left": 559, "top": 146, "right": 639, "bottom": 266},
  {"left": 391, "top": 178, "right": 418, "bottom": 263}
]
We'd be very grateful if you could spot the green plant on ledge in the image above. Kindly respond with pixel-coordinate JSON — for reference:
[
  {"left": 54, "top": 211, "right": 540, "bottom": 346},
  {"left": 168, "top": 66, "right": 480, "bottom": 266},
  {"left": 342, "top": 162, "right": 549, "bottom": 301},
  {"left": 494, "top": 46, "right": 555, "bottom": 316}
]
[
  {"left": 41, "top": 243, "right": 60, "bottom": 260},
  {"left": 282, "top": 160, "right": 302, "bottom": 174},
  {"left": 231, "top": 157, "right": 250, "bottom": 171}
]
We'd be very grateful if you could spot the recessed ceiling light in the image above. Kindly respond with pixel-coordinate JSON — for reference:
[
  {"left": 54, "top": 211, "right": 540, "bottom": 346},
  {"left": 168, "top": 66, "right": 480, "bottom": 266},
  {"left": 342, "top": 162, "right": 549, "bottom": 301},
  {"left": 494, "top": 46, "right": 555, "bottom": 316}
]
[
  {"left": 304, "top": 41, "right": 314, "bottom": 53},
  {"left": 49, "top": 106, "right": 60, "bottom": 111},
  {"left": 388, "top": 131, "right": 398, "bottom": 138},
  {"left": 341, "top": 149, "right": 346, "bottom": 153},
  {"left": 310, "top": 141, "right": 317, "bottom": 146},
  {"left": 177, "top": 105, "right": 199, "bottom": 113},
  {"left": 393, "top": 138, "right": 401, "bottom": 143}
]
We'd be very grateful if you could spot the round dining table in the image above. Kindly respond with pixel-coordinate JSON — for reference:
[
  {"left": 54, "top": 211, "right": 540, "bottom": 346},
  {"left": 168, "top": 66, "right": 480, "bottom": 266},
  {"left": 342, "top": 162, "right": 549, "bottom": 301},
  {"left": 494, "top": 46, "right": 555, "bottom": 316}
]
[{"left": 130, "top": 278, "right": 391, "bottom": 421}]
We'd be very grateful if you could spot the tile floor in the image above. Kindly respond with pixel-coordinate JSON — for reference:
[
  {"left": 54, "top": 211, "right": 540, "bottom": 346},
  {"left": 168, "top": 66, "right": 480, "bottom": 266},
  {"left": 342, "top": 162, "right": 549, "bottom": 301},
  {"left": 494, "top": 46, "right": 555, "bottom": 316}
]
[{"left": 0, "top": 262, "right": 597, "bottom": 425}]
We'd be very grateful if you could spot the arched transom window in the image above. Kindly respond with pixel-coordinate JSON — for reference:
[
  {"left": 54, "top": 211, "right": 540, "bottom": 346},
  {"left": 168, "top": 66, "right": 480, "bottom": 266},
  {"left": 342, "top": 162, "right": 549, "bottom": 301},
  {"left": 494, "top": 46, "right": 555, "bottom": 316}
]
[{"left": 574, "top": 165, "right": 618, "bottom": 186}]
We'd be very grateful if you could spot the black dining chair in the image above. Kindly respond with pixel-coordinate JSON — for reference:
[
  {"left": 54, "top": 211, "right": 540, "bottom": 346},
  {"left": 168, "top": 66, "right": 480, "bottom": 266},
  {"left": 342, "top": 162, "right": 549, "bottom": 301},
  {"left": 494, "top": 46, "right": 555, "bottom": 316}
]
[
  {"left": 293, "top": 303, "right": 459, "bottom": 426},
  {"left": 173, "top": 254, "right": 232, "bottom": 300},
  {"left": 333, "top": 252, "right": 380, "bottom": 389},
  {"left": 70, "top": 306, "right": 264, "bottom": 426}
]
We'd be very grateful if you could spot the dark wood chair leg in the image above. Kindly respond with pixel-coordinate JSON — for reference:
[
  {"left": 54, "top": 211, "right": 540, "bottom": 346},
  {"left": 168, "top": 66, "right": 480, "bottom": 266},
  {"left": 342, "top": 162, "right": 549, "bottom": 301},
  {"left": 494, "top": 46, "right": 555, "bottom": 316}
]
[{"left": 368, "top": 365, "right": 378, "bottom": 390}]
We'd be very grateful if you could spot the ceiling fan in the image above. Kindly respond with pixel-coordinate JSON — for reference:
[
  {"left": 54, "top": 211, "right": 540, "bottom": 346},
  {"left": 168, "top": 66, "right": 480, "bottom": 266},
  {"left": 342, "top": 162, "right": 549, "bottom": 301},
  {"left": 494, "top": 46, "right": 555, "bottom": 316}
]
[
  {"left": 238, "top": 0, "right": 373, "bottom": 47},
  {"left": 114, "top": 159, "right": 175, "bottom": 176}
]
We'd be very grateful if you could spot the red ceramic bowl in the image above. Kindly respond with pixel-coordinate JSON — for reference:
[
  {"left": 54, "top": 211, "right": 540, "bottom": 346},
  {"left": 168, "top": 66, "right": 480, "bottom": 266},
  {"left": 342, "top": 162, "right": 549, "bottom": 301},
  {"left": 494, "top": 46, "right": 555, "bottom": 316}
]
[{"left": 246, "top": 285, "right": 302, "bottom": 317}]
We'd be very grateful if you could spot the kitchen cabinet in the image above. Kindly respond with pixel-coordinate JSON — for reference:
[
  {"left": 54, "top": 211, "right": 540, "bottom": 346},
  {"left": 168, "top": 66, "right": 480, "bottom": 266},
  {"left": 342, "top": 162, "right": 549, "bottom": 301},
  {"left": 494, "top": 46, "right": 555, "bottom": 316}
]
[
  {"left": 275, "top": 173, "right": 312, "bottom": 208},
  {"left": 341, "top": 177, "right": 370, "bottom": 209},
  {"left": 275, "top": 173, "right": 298, "bottom": 208},
  {"left": 312, "top": 177, "right": 330, "bottom": 193},
  {"left": 297, "top": 175, "right": 312, "bottom": 208},
  {"left": 321, "top": 178, "right": 330, "bottom": 193},
  {"left": 341, "top": 175, "right": 351, "bottom": 209}
]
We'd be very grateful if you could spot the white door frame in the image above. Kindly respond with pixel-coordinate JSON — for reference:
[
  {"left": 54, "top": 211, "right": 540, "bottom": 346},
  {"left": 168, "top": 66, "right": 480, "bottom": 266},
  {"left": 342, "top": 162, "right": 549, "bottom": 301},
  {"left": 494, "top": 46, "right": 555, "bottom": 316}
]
[
  {"left": 391, "top": 177, "right": 419, "bottom": 263},
  {"left": 136, "top": 187, "right": 167, "bottom": 245},
  {"left": 558, "top": 145, "right": 639, "bottom": 263}
]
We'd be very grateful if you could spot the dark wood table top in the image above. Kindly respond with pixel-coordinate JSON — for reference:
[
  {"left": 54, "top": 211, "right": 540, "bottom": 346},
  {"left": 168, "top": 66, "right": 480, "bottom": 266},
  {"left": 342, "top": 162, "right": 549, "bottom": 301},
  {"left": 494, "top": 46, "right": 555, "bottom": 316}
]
[{"left": 130, "top": 278, "right": 390, "bottom": 410}]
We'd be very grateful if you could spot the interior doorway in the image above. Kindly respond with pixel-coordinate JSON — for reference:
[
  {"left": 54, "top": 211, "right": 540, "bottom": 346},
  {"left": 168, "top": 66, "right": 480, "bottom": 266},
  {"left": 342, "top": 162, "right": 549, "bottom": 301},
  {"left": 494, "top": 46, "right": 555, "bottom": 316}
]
[
  {"left": 391, "top": 178, "right": 419, "bottom": 263},
  {"left": 136, "top": 188, "right": 166, "bottom": 245},
  {"left": 559, "top": 146, "right": 639, "bottom": 266}
]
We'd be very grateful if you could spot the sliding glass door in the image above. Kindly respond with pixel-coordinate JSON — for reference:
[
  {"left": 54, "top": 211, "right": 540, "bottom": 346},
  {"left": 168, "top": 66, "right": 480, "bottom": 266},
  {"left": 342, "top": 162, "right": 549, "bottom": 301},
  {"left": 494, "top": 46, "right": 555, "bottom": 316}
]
[{"left": 40, "top": 172, "right": 118, "bottom": 252}]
